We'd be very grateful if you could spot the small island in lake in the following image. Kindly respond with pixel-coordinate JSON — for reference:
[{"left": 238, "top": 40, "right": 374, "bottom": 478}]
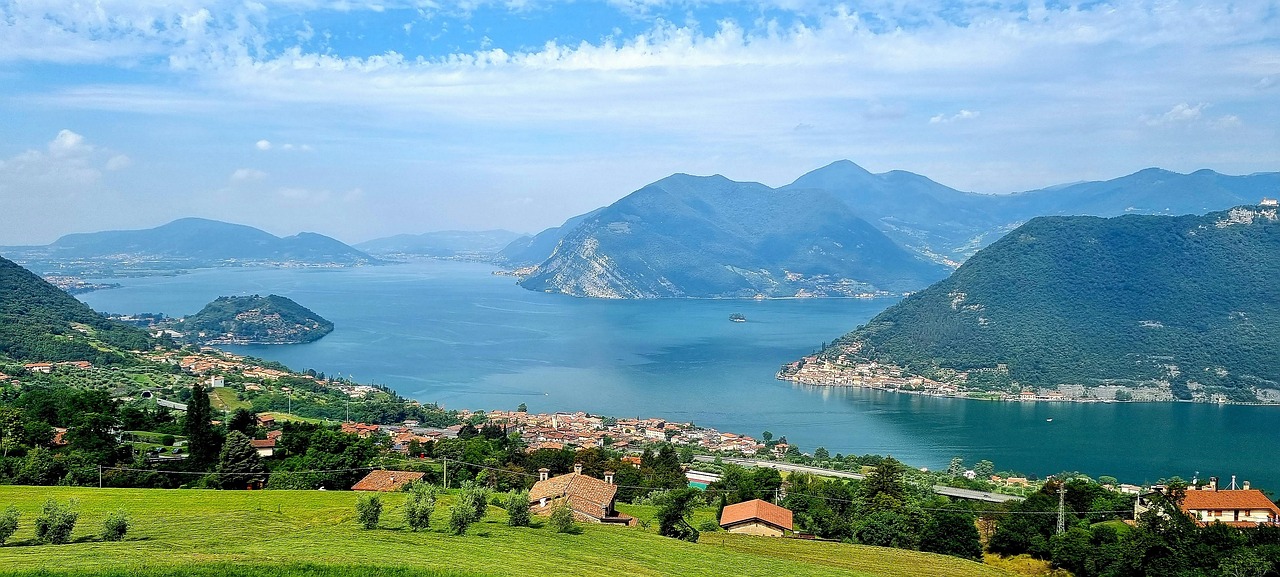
[
  {"left": 729, "top": 312, "right": 746, "bottom": 323},
  {"left": 174, "top": 294, "right": 334, "bottom": 345}
]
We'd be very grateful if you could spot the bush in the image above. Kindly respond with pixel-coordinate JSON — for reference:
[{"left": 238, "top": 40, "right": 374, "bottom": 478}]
[
  {"left": 549, "top": 503, "right": 576, "bottom": 533},
  {"left": 355, "top": 494, "right": 382, "bottom": 530},
  {"left": 34, "top": 498, "right": 79, "bottom": 545},
  {"left": 460, "top": 482, "right": 490, "bottom": 523},
  {"left": 506, "top": 491, "right": 531, "bottom": 527},
  {"left": 161, "top": 435, "right": 175, "bottom": 447},
  {"left": 101, "top": 509, "right": 129, "bottom": 542},
  {"left": 0, "top": 505, "right": 18, "bottom": 546},
  {"left": 448, "top": 502, "right": 473, "bottom": 536},
  {"left": 404, "top": 483, "right": 437, "bottom": 531},
  {"left": 698, "top": 520, "right": 721, "bottom": 533}
]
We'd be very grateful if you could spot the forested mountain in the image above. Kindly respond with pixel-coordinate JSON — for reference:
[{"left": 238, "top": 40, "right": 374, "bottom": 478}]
[
  {"left": 0, "top": 256, "right": 154, "bottom": 364},
  {"left": 175, "top": 295, "right": 333, "bottom": 345},
  {"left": 356, "top": 229, "right": 524, "bottom": 259},
  {"left": 517, "top": 174, "right": 950, "bottom": 298},
  {"left": 801, "top": 206, "right": 1280, "bottom": 400},
  {"left": 3, "top": 218, "right": 377, "bottom": 272},
  {"left": 506, "top": 162, "right": 1279, "bottom": 298}
]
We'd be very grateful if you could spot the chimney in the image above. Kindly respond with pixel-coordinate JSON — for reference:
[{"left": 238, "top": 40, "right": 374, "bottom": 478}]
[
  {"left": 1244, "top": 480, "right": 1251, "bottom": 490},
  {"left": 538, "top": 468, "right": 549, "bottom": 482},
  {"left": 604, "top": 471, "right": 615, "bottom": 485},
  {"left": 389, "top": 474, "right": 396, "bottom": 485},
  {"left": 1210, "top": 476, "right": 1219, "bottom": 491},
  {"left": 574, "top": 463, "right": 583, "bottom": 475},
  {"left": 1230, "top": 475, "right": 1238, "bottom": 490}
]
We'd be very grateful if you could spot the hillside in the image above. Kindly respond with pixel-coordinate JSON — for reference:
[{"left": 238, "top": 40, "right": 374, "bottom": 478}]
[
  {"left": 781, "top": 206, "right": 1280, "bottom": 402},
  {"left": 518, "top": 174, "right": 949, "bottom": 298},
  {"left": 3, "top": 218, "right": 377, "bottom": 274},
  {"left": 176, "top": 294, "right": 333, "bottom": 345},
  {"left": 0, "top": 486, "right": 1008, "bottom": 577},
  {"left": 357, "top": 229, "right": 524, "bottom": 259},
  {"left": 0, "top": 256, "right": 153, "bottom": 363},
  {"left": 495, "top": 208, "right": 605, "bottom": 266}
]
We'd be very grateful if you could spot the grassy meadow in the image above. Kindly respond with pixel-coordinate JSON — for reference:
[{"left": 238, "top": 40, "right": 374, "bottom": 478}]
[{"left": 0, "top": 486, "right": 1010, "bottom": 577}]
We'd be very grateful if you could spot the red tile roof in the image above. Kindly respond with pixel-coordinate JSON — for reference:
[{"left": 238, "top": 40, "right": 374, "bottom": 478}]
[
  {"left": 250, "top": 439, "right": 276, "bottom": 449},
  {"left": 720, "top": 499, "right": 793, "bottom": 531},
  {"left": 528, "top": 472, "right": 618, "bottom": 520},
  {"left": 351, "top": 470, "right": 425, "bottom": 492},
  {"left": 1183, "top": 490, "right": 1280, "bottom": 515}
]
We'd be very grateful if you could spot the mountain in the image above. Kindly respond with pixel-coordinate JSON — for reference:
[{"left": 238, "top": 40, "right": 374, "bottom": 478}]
[
  {"left": 175, "top": 294, "right": 333, "bottom": 345},
  {"left": 517, "top": 174, "right": 950, "bottom": 298},
  {"left": 495, "top": 208, "right": 605, "bottom": 267},
  {"left": 356, "top": 230, "right": 525, "bottom": 259},
  {"left": 3, "top": 218, "right": 377, "bottom": 273},
  {"left": 781, "top": 205, "right": 1280, "bottom": 402},
  {"left": 0, "top": 256, "right": 154, "bottom": 363}
]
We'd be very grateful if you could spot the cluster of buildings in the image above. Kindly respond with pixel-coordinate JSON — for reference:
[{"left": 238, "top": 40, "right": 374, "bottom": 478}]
[
  {"left": 475, "top": 410, "right": 765, "bottom": 455},
  {"left": 1136, "top": 476, "right": 1280, "bottom": 527}
]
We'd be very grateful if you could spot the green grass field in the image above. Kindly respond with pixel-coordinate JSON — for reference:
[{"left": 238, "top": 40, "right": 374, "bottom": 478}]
[{"left": 0, "top": 486, "right": 1010, "bottom": 577}]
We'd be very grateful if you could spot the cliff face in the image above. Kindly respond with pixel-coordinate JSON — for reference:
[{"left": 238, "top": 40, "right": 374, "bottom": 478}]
[{"left": 517, "top": 174, "right": 950, "bottom": 298}]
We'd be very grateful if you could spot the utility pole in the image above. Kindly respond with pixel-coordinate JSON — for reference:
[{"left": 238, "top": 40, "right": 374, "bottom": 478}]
[
  {"left": 98, "top": 465, "right": 103, "bottom": 489},
  {"left": 1057, "top": 482, "right": 1067, "bottom": 535},
  {"left": 443, "top": 457, "right": 449, "bottom": 490}
]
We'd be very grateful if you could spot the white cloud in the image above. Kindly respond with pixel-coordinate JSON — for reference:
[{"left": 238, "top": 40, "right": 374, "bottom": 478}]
[
  {"left": 0, "top": 130, "right": 103, "bottom": 192},
  {"left": 231, "top": 168, "right": 268, "bottom": 182},
  {"left": 929, "top": 110, "right": 980, "bottom": 124},
  {"left": 256, "top": 139, "right": 272, "bottom": 150},
  {"left": 105, "top": 154, "right": 132, "bottom": 170},
  {"left": 1143, "top": 102, "right": 1207, "bottom": 126}
]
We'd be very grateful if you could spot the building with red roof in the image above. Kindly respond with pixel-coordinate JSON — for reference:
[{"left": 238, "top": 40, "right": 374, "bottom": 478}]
[
  {"left": 528, "top": 464, "right": 634, "bottom": 526},
  {"left": 719, "top": 499, "right": 793, "bottom": 537},
  {"left": 351, "top": 470, "right": 425, "bottom": 492}
]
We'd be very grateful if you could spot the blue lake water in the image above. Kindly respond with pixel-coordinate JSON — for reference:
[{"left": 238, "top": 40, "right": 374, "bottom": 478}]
[{"left": 79, "top": 261, "right": 1280, "bottom": 488}]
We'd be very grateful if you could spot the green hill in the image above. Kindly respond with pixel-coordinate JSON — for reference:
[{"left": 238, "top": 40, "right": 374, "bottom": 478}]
[
  {"left": 0, "top": 256, "right": 153, "bottom": 363},
  {"left": 793, "top": 206, "right": 1280, "bottom": 401},
  {"left": 0, "top": 486, "right": 1008, "bottom": 577},
  {"left": 177, "top": 294, "right": 333, "bottom": 345}
]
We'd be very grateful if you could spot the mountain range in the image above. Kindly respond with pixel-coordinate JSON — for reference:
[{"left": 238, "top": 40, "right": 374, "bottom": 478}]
[
  {"left": 1, "top": 218, "right": 377, "bottom": 275},
  {"left": 356, "top": 230, "right": 525, "bottom": 259},
  {"left": 502, "top": 161, "right": 1280, "bottom": 298},
  {"left": 784, "top": 206, "right": 1280, "bottom": 400}
]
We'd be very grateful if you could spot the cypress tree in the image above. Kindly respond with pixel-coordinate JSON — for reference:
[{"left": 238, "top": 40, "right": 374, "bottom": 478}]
[{"left": 184, "top": 383, "right": 217, "bottom": 470}]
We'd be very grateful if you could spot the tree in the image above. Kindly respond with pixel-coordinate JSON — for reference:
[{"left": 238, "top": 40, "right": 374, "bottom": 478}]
[
  {"left": 0, "top": 407, "right": 22, "bottom": 458},
  {"left": 217, "top": 431, "right": 264, "bottom": 490},
  {"left": 947, "top": 456, "right": 965, "bottom": 477},
  {"left": 356, "top": 494, "right": 382, "bottom": 529},
  {"left": 101, "top": 509, "right": 129, "bottom": 542},
  {"left": 34, "top": 498, "right": 78, "bottom": 545},
  {"left": 0, "top": 505, "right": 18, "bottom": 546},
  {"left": 227, "top": 408, "right": 257, "bottom": 437},
  {"left": 516, "top": 403, "right": 527, "bottom": 413},
  {"left": 974, "top": 460, "right": 994, "bottom": 479},
  {"left": 404, "top": 482, "right": 437, "bottom": 531},
  {"left": 920, "top": 509, "right": 983, "bottom": 560},
  {"left": 66, "top": 412, "right": 120, "bottom": 463},
  {"left": 183, "top": 383, "right": 218, "bottom": 470},
  {"left": 549, "top": 502, "right": 576, "bottom": 533},
  {"left": 761, "top": 431, "right": 773, "bottom": 443},
  {"left": 506, "top": 491, "right": 531, "bottom": 527},
  {"left": 853, "top": 509, "right": 920, "bottom": 549},
  {"left": 863, "top": 457, "right": 906, "bottom": 508},
  {"left": 654, "top": 488, "right": 701, "bottom": 542},
  {"left": 813, "top": 447, "right": 830, "bottom": 461}
]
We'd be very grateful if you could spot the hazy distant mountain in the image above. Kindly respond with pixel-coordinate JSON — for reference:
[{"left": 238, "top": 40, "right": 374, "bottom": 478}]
[
  {"left": 788, "top": 206, "right": 1280, "bottom": 400},
  {"left": 2, "top": 218, "right": 377, "bottom": 272},
  {"left": 517, "top": 174, "right": 950, "bottom": 298},
  {"left": 357, "top": 230, "right": 524, "bottom": 259},
  {"left": 494, "top": 208, "right": 605, "bottom": 267}
]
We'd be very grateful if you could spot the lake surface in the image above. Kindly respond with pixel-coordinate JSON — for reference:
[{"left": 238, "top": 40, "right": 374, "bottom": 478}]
[{"left": 80, "top": 261, "right": 1280, "bottom": 488}]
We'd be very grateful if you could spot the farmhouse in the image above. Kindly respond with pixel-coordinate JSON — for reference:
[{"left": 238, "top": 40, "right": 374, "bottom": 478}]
[
  {"left": 351, "top": 470, "right": 425, "bottom": 492},
  {"left": 719, "top": 499, "right": 794, "bottom": 537},
  {"left": 529, "top": 464, "right": 635, "bottom": 526},
  {"left": 1136, "top": 477, "right": 1280, "bottom": 527},
  {"left": 250, "top": 438, "right": 276, "bottom": 458}
]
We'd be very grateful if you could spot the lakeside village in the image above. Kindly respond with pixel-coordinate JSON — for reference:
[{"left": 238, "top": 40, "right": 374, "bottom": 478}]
[
  {"left": 2, "top": 345, "right": 1178, "bottom": 499},
  {"left": 778, "top": 342, "right": 1280, "bottom": 405}
]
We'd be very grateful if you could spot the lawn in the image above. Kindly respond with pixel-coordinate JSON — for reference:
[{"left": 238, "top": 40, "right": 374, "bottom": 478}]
[
  {"left": 208, "top": 387, "right": 250, "bottom": 412},
  {"left": 0, "top": 486, "right": 1010, "bottom": 577}
]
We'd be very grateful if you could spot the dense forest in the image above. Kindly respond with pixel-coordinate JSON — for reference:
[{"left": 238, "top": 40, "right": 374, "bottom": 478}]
[
  {"left": 817, "top": 207, "right": 1280, "bottom": 399},
  {"left": 0, "top": 256, "right": 156, "bottom": 364}
]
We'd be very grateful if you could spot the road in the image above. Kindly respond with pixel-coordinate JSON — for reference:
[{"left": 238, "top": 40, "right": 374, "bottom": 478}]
[{"left": 693, "top": 455, "right": 1022, "bottom": 504}]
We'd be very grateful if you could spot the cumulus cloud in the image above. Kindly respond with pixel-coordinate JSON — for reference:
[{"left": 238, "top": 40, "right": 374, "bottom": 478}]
[
  {"left": 0, "top": 130, "right": 106, "bottom": 192},
  {"left": 256, "top": 139, "right": 272, "bottom": 150},
  {"left": 930, "top": 110, "right": 980, "bottom": 124},
  {"left": 105, "top": 154, "right": 132, "bottom": 170},
  {"left": 1143, "top": 102, "right": 1206, "bottom": 126}
]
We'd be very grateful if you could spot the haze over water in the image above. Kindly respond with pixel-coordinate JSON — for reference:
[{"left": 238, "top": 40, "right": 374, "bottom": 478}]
[{"left": 80, "top": 260, "right": 1280, "bottom": 489}]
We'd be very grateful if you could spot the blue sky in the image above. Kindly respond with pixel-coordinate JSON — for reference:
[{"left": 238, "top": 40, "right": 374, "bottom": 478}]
[{"left": 1, "top": 0, "right": 1277, "bottom": 245}]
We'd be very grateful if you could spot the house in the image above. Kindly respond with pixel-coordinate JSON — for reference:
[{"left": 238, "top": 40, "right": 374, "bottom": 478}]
[
  {"left": 1262, "top": 198, "right": 1279, "bottom": 207},
  {"left": 257, "top": 414, "right": 277, "bottom": 428},
  {"left": 1136, "top": 477, "right": 1280, "bottom": 527},
  {"left": 351, "top": 470, "right": 425, "bottom": 491},
  {"left": 528, "top": 464, "right": 635, "bottom": 526},
  {"left": 719, "top": 499, "right": 794, "bottom": 537},
  {"left": 250, "top": 439, "right": 276, "bottom": 458},
  {"left": 23, "top": 363, "right": 53, "bottom": 374}
]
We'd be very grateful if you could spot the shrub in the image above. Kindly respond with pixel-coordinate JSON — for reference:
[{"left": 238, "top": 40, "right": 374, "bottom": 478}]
[
  {"left": 549, "top": 503, "right": 576, "bottom": 534},
  {"left": 698, "top": 520, "right": 721, "bottom": 533},
  {"left": 355, "top": 494, "right": 382, "bottom": 530},
  {"left": 0, "top": 505, "right": 18, "bottom": 546},
  {"left": 460, "top": 482, "right": 490, "bottom": 523},
  {"left": 102, "top": 509, "right": 129, "bottom": 542},
  {"left": 506, "top": 491, "right": 531, "bottom": 527},
  {"left": 161, "top": 435, "right": 175, "bottom": 447},
  {"left": 404, "top": 483, "right": 437, "bottom": 531},
  {"left": 34, "top": 498, "right": 79, "bottom": 545},
  {"left": 448, "top": 502, "right": 473, "bottom": 536}
]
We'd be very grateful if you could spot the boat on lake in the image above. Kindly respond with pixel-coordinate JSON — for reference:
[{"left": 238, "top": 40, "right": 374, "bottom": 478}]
[{"left": 729, "top": 312, "right": 746, "bottom": 323}]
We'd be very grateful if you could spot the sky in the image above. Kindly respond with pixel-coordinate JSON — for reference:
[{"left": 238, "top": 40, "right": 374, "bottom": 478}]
[{"left": 1, "top": 0, "right": 1277, "bottom": 245}]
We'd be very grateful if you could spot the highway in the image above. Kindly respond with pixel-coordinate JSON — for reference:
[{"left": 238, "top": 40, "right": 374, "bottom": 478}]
[{"left": 693, "top": 455, "right": 1022, "bottom": 504}]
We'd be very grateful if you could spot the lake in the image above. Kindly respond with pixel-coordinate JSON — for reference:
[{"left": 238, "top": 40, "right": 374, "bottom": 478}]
[{"left": 79, "top": 260, "right": 1280, "bottom": 488}]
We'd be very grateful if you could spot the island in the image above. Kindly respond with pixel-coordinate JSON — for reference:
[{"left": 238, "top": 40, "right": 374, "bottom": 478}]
[{"left": 172, "top": 294, "right": 334, "bottom": 345}]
